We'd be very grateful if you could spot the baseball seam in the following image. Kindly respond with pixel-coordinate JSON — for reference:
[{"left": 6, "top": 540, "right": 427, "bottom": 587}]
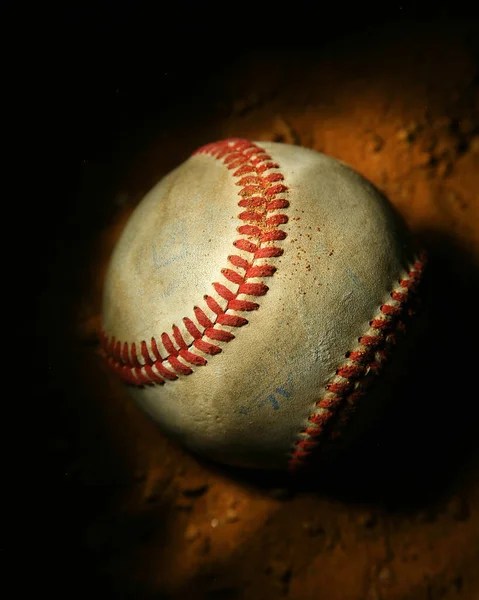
[
  {"left": 101, "top": 137, "right": 426, "bottom": 471},
  {"left": 100, "top": 138, "right": 290, "bottom": 384},
  {"left": 288, "top": 252, "right": 426, "bottom": 471}
]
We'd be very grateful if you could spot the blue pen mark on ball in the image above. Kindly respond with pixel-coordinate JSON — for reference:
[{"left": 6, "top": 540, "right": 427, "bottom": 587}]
[
  {"left": 239, "top": 372, "right": 294, "bottom": 414},
  {"left": 258, "top": 373, "right": 294, "bottom": 410}
]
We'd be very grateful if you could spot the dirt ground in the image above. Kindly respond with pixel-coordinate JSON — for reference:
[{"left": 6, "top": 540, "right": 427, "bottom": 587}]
[{"left": 35, "top": 8, "right": 479, "bottom": 600}]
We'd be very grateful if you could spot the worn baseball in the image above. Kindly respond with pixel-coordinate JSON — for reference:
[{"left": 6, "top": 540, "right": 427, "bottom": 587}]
[{"left": 101, "top": 138, "right": 425, "bottom": 471}]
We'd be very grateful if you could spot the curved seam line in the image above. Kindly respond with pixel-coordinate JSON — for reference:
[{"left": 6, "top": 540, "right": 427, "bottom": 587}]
[
  {"left": 287, "top": 252, "right": 427, "bottom": 471},
  {"left": 100, "top": 138, "right": 289, "bottom": 385}
]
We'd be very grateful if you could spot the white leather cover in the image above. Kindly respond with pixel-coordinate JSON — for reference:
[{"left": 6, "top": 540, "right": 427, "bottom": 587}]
[{"left": 102, "top": 140, "right": 418, "bottom": 470}]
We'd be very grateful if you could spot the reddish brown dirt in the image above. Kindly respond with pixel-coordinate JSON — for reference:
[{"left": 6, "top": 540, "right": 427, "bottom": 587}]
[{"left": 35, "top": 10, "right": 479, "bottom": 600}]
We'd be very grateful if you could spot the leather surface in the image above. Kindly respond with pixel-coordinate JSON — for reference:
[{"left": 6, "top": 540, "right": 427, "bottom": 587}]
[{"left": 102, "top": 142, "right": 416, "bottom": 469}]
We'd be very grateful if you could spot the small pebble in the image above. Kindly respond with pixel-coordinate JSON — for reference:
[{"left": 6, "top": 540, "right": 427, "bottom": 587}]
[
  {"left": 184, "top": 524, "right": 200, "bottom": 542},
  {"left": 225, "top": 508, "right": 239, "bottom": 523},
  {"left": 366, "top": 133, "right": 384, "bottom": 153},
  {"left": 226, "top": 496, "right": 239, "bottom": 508},
  {"left": 378, "top": 566, "right": 394, "bottom": 585},
  {"left": 397, "top": 122, "right": 419, "bottom": 143},
  {"left": 397, "top": 128, "right": 411, "bottom": 142},
  {"left": 436, "top": 160, "right": 453, "bottom": 178}
]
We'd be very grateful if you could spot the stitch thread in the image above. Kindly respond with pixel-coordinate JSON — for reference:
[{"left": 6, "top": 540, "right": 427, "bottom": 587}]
[
  {"left": 101, "top": 138, "right": 426, "bottom": 472},
  {"left": 287, "top": 253, "right": 427, "bottom": 471},
  {"left": 101, "top": 138, "right": 289, "bottom": 384}
]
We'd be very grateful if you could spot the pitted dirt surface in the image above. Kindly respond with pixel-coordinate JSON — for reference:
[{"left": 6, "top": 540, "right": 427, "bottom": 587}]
[{"left": 35, "top": 10, "right": 478, "bottom": 600}]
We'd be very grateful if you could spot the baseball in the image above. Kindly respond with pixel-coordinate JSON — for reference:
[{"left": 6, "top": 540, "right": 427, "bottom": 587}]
[{"left": 100, "top": 138, "right": 425, "bottom": 471}]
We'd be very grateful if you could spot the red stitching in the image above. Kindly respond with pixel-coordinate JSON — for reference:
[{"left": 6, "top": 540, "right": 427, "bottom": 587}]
[
  {"left": 224, "top": 152, "right": 246, "bottom": 164},
  {"left": 318, "top": 397, "right": 342, "bottom": 410},
  {"left": 237, "top": 282, "right": 269, "bottom": 296},
  {"left": 144, "top": 364, "right": 164, "bottom": 384},
  {"left": 266, "top": 199, "right": 290, "bottom": 210},
  {"left": 233, "top": 239, "right": 258, "bottom": 254},
  {"left": 266, "top": 184, "right": 288, "bottom": 196},
  {"left": 141, "top": 341, "right": 152, "bottom": 362},
  {"left": 254, "top": 247, "right": 283, "bottom": 259},
  {"left": 358, "top": 335, "right": 383, "bottom": 349},
  {"left": 101, "top": 139, "right": 290, "bottom": 384},
  {"left": 239, "top": 211, "right": 265, "bottom": 222},
  {"left": 261, "top": 230, "right": 287, "bottom": 242},
  {"left": 257, "top": 162, "right": 280, "bottom": 173},
  {"left": 102, "top": 138, "right": 425, "bottom": 471},
  {"left": 238, "top": 225, "right": 262, "bottom": 236},
  {"left": 161, "top": 333, "right": 178, "bottom": 356},
  {"left": 288, "top": 252, "right": 427, "bottom": 471},
  {"left": 172, "top": 325, "right": 187, "bottom": 349},
  {"left": 227, "top": 299, "right": 259, "bottom": 311},
  {"left": 217, "top": 314, "right": 248, "bottom": 327},
  {"left": 179, "top": 349, "right": 208, "bottom": 366},
  {"left": 228, "top": 159, "right": 248, "bottom": 170},
  {"left": 266, "top": 214, "right": 289, "bottom": 226},
  {"left": 336, "top": 365, "right": 364, "bottom": 379},
  {"left": 205, "top": 328, "right": 235, "bottom": 342},
  {"left": 205, "top": 295, "right": 224, "bottom": 315},
  {"left": 150, "top": 337, "right": 161, "bottom": 359},
  {"left": 194, "top": 339, "right": 222, "bottom": 355},
  {"left": 194, "top": 306, "right": 213, "bottom": 329},
  {"left": 168, "top": 355, "right": 192, "bottom": 375},
  {"left": 213, "top": 282, "right": 236, "bottom": 301},
  {"left": 264, "top": 173, "right": 284, "bottom": 183},
  {"left": 183, "top": 318, "right": 202, "bottom": 339},
  {"left": 245, "top": 265, "right": 276, "bottom": 278},
  {"left": 228, "top": 255, "right": 250, "bottom": 270},
  {"left": 232, "top": 165, "right": 255, "bottom": 176},
  {"left": 347, "top": 350, "right": 369, "bottom": 362},
  {"left": 237, "top": 175, "right": 263, "bottom": 186},
  {"left": 239, "top": 197, "right": 264, "bottom": 208},
  {"left": 155, "top": 361, "right": 178, "bottom": 380}
]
